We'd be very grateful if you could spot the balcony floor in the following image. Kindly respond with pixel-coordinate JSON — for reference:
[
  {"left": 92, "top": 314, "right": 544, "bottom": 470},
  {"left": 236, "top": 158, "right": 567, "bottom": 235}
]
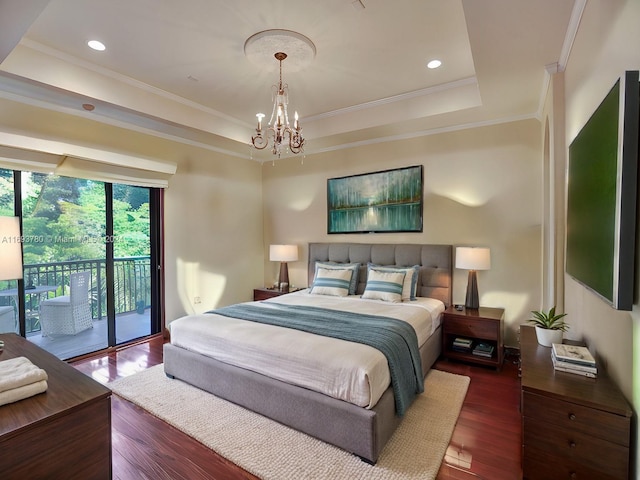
[{"left": 28, "top": 309, "right": 151, "bottom": 360}]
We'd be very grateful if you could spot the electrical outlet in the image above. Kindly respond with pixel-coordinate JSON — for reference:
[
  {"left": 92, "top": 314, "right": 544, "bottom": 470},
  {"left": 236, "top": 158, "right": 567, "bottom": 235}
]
[{"left": 194, "top": 296, "right": 201, "bottom": 304}]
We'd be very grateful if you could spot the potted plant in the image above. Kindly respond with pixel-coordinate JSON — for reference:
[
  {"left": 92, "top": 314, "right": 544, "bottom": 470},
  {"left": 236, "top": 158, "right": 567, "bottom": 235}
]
[{"left": 528, "top": 306, "right": 568, "bottom": 347}]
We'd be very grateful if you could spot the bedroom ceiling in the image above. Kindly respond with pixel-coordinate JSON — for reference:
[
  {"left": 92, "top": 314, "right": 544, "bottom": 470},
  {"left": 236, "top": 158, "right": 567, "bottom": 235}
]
[{"left": 0, "top": 0, "right": 579, "bottom": 161}]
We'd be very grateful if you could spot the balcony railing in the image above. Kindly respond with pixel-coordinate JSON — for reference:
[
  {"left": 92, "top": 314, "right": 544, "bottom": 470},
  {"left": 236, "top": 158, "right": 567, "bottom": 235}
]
[{"left": 2, "top": 256, "right": 151, "bottom": 334}]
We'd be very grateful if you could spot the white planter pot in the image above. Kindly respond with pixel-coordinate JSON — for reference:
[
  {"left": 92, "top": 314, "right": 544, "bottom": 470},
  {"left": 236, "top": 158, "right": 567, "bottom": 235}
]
[{"left": 535, "top": 326, "right": 563, "bottom": 347}]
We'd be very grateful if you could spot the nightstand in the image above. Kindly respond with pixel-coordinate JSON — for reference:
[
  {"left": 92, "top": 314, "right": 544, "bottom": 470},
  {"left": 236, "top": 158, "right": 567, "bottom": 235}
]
[
  {"left": 441, "top": 305, "right": 505, "bottom": 369},
  {"left": 253, "top": 287, "right": 302, "bottom": 301}
]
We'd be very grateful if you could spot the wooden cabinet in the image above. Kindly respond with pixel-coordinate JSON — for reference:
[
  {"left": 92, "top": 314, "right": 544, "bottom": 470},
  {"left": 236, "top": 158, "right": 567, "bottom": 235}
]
[
  {"left": 520, "top": 325, "right": 632, "bottom": 479},
  {"left": 441, "top": 306, "right": 504, "bottom": 369},
  {"left": 0, "top": 333, "right": 112, "bottom": 479}
]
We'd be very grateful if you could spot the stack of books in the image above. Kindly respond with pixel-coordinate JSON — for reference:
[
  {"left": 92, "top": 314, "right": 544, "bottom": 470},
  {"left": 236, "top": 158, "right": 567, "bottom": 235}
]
[
  {"left": 552, "top": 343, "right": 597, "bottom": 378},
  {"left": 452, "top": 337, "right": 473, "bottom": 353},
  {"left": 472, "top": 342, "right": 495, "bottom": 358}
]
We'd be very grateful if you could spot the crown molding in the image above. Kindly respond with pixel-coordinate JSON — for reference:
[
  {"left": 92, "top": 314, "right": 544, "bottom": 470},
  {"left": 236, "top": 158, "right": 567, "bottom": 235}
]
[
  {"left": 305, "top": 77, "right": 478, "bottom": 122},
  {"left": 535, "top": 0, "right": 586, "bottom": 120},
  {"left": 300, "top": 113, "right": 539, "bottom": 157},
  {"left": 558, "top": 0, "right": 587, "bottom": 72}
]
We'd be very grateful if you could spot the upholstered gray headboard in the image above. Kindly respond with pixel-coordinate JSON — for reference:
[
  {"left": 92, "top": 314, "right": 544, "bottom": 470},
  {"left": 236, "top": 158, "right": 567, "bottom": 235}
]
[{"left": 308, "top": 243, "right": 453, "bottom": 307}]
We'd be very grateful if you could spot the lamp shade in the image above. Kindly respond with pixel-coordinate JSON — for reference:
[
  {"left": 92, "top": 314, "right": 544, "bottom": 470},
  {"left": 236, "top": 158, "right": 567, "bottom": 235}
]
[
  {"left": 269, "top": 244, "right": 298, "bottom": 262},
  {"left": 0, "top": 216, "right": 23, "bottom": 281},
  {"left": 455, "top": 247, "right": 491, "bottom": 271}
]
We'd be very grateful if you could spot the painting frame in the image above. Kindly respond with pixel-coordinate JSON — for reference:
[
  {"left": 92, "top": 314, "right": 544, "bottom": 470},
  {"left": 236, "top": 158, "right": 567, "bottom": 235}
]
[{"left": 327, "top": 165, "right": 423, "bottom": 234}]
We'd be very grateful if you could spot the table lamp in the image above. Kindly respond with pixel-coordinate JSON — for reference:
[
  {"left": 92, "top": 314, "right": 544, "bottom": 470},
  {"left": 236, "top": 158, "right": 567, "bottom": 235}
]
[
  {"left": 0, "top": 216, "right": 23, "bottom": 282},
  {"left": 455, "top": 246, "right": 490, "bottom": 309},
  {"left": 269, "top": 244, "right": 298, "bottom": 292},
  {"left": 0, "top": 216, "right": 23, "bottom": 342}
]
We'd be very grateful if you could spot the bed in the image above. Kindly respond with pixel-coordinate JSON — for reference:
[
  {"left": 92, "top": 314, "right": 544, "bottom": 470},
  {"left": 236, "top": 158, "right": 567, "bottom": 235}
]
[{"left": 164, "top": 243, "right": 452, "bottom": 464}]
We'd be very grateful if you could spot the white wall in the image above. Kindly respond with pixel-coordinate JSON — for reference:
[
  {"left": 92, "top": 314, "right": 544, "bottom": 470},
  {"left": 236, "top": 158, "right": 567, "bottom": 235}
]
[
  {"left": 164, "top": 154, "right": 263, "bottom": 324},
  {"left": 562, "top": 0, "right": 640, "bottom": 474},
  {"left": 262, "top": 119, "right": 543, "bottom": 346}
]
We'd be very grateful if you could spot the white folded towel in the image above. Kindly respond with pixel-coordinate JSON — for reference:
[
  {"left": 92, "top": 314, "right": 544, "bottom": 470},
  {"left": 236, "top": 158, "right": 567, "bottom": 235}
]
[
  {"left": 0, "top": 356, "right": 48, "bottom": 393},
  {"left": 0, "top": 380, "right": 48, "bottom": 406}
]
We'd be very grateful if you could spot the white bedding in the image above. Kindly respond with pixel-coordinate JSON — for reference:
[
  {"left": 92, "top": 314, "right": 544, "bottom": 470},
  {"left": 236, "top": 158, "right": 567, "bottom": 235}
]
[{"left": 169, "top": 290, "right": 444, "bottom": 409}]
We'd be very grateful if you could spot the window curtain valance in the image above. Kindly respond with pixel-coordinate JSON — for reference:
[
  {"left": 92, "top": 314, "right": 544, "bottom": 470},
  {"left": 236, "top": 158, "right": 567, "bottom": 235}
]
[
  {"left": 55, "top": 155, "right": 175, "bottom": 188},
  {"left": 0, "top": 143, "right": 176, "bottom": 188},
  {"left": 0, "top": 145, "right": 59, "bottom": 174}
]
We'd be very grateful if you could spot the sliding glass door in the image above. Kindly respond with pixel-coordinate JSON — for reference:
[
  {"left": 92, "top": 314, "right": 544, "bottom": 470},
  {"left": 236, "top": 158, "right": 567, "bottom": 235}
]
[{"left": 0, "top": 169, "right": 161, "bottom": 359}]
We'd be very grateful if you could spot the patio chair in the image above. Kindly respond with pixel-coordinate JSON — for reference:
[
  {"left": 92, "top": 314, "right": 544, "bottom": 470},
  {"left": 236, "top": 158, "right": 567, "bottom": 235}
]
[
  {"left": 0, "top": 305, "right": 15, "bottom": 333},
  {"left": 40, "top": 271, "right": 93, "bottom": 336}
]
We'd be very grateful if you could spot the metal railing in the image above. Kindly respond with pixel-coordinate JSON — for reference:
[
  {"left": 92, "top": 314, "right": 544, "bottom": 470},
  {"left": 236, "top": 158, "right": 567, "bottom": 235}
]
[{"left": 13, "top": 256, "right": 151, "bottom": 333}]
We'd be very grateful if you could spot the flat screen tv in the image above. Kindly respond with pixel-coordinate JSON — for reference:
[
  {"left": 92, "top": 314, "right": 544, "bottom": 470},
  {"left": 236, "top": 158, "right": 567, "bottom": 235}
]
[{"left": 566, "top": 71, "right": 639, "bottom": 310}]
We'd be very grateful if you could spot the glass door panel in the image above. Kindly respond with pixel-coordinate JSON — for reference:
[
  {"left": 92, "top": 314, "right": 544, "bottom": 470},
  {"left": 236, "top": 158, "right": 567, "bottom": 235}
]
[
  {"left": 112, "top": 184, "right": 151, "bottom": 343},
  {"left": 22, "top": 173, "right": 108, "bottom": 359}
]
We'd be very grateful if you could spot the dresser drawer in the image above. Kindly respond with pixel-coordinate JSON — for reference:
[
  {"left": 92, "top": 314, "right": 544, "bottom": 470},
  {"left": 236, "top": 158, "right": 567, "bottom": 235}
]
[
  {"left": 523, "top": 445, "right": 623, "bottom": 480},
  {"left": 442, "top": 315, "right": 496, "bottom": 339},
  {"left": 523, "top": 391, "right": 630, "bottom": 446},
  {"left": 523, "top": 417, "right": 629, "bottom": 479}
]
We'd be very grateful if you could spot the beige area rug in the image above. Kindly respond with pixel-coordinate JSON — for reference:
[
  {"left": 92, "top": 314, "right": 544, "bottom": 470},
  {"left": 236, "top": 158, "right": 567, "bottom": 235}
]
[{"left": 109, "top": 365, "right": 470, "bottom": 480}]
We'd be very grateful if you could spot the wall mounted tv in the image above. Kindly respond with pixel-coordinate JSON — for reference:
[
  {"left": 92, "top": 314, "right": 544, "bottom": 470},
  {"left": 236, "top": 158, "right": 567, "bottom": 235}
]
[{"left": 566, "top": 71, "right": 639, "bottom": 310}]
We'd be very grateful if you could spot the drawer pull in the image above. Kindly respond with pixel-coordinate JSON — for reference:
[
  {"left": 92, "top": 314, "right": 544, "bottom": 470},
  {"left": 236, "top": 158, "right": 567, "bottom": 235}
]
[
  {"left": 568, "top": 413, "right": 576, "bottom": 421},
  {"left": 569, "top": 441, "right": 576, "bottom": 448}
]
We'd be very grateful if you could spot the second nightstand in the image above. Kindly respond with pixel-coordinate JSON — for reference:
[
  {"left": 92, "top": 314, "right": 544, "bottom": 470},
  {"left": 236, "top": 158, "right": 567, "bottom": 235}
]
[
  {"left": 253, "top": 287, "right": 303, "bottom": 301},
  {"left": 441, "top": 306, "right": 505, "bottom": 370}
]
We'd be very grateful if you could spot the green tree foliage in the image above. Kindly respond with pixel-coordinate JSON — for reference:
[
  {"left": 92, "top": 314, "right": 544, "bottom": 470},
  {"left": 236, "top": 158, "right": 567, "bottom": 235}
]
[
  {"left": 0, "top": 171, "right": 14, "bottom": 216},
  {"left": 113, "top": 183, "right": 148, "bottom": 209},
  {"left": 20, "top": 174, "right": 150, "bottom": 264},
  {"left": 25, "top": 174, "right": 86, "bottom": 220}
]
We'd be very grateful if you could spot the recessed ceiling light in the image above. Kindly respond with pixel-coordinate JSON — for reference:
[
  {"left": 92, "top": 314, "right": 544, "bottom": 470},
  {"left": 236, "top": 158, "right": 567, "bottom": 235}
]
[
  {"left": 427, "top": 59, "right": 442, "bottom": 69},
  {"left": 88, "top": 40, "right": 106, "bottom": 51}
]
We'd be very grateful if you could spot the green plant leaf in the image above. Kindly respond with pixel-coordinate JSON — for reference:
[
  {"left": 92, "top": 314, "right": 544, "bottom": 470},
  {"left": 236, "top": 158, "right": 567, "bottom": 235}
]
[{"left": 527, "top": 306, "right": 569, "bottom": 331}]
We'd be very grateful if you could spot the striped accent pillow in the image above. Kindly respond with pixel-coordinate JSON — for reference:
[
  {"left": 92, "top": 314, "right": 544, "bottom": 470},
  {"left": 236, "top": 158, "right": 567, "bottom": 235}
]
[
  {"left": 310, "top": 268, "right": 353, "bottom": 297},
  {"left": 368, "top": 264, "right": 420, "bottom": 301},
  {"left": 361, "top": 269, "right": 406, "bottom": 303},
  {"left": 314, "top": 262, "right": 360, "bottom": 295}
]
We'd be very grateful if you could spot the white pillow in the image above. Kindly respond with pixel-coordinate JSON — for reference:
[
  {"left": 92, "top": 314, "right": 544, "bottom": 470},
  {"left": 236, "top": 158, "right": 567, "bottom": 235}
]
[
  {"left": 310, "top": 268, "right": 353, "bottom": 297},
  {"left": 361, "top": 269, "right": 406, "bottom": 303},
  {"left": 314, "top": 262, "right": 360, "bottom": 295},
  {"left": 368, "top": 264, "right": 420, "bottom": 301}
]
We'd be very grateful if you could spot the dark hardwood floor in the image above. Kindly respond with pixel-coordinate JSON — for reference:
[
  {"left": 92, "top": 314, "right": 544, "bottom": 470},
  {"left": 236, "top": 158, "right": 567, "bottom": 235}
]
[
  {"left": 434, "top": 353, "right": 522, "bottom": 480},
  {"left": 71, "top": 337, "right": 522, "bottom": 480}
]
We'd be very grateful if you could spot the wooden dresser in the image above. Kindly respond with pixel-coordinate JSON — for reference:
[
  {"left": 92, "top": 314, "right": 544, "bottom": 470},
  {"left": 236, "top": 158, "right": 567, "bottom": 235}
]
[
  {"left": 520, "top": 325, "right": 632, "bottom": 480},
  {"left": 0, "top": 333, "right": 112, "bottom": 479}
]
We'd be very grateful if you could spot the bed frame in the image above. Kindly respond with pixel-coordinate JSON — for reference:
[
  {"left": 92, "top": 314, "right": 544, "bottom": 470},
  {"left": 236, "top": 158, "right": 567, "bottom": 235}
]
[{"left": 164, "top": 243, "right": 452, "bottom": 464}]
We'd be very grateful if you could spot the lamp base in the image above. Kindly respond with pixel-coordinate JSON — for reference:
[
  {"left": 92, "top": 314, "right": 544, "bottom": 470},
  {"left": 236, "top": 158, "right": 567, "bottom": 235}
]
[
  {"left": 465, "top": 270, "right": 479, "bottom": 309},
  {"left": 278, "top": 262, "right": 290, "bottom": 292}
]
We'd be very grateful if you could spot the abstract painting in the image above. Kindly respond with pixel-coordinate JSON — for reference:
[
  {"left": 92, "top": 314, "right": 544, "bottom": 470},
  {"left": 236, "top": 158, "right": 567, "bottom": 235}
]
[{"left": 327, "top": 165, "right": 423, "bottom": 233}]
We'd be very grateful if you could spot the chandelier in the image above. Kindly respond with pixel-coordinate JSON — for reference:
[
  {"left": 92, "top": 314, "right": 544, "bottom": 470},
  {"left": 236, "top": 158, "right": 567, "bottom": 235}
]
[{"left": 251, "top": 52, "right": 304, "bottom": 157}]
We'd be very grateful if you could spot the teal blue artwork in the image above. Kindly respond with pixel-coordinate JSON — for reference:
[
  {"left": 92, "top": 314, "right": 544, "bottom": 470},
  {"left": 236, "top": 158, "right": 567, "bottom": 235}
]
[{"left": 327, "top": 165, "right": 423, "bottom": 233}]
